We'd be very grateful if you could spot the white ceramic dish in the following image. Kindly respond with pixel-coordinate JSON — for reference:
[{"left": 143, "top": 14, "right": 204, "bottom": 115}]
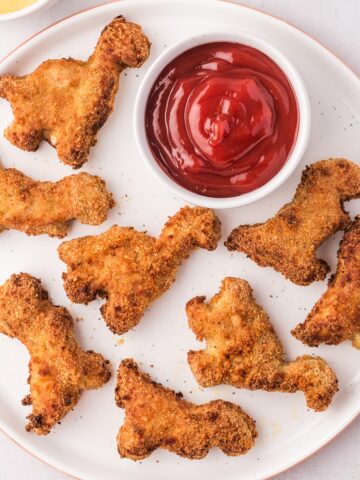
[
  {"left": 0, "top": 1, "right": 359, "bottom": 480},
  {"left": 0, "top": 0, "right": 58, "bottom": 22},
  {"left": 134, "top": 31, "right": 311, "bottom": 209}
]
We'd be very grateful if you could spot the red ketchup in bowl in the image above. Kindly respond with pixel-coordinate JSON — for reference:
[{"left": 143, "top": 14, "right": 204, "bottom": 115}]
[{"left": 145, "top": 42, "right": 299, "bottom": 198}]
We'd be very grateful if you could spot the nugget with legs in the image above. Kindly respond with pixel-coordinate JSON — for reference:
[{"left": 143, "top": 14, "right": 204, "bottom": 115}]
[
  {"left": 0, "top": 16, "right": 150, "bottom": 168},
  {"left": 0, "top": 274, "right": 111, "bottom": 435},
  {"left": 293, "top": 216, "right": 360, "bottom": 349},
  {"left": 115, "top": 359, "right": 257, "bottom": 460},
  {"left": 226, "top": 159, "right": 360, "bottom": 285},
  {"left": 0, "top": 167, "right": 113, "bottom": 237},
  {"left": 59, "top": 206, "right": 221, "bottom": 334},
  {"left": 187, "top": 277, "right": 338, "bottom": 411}
]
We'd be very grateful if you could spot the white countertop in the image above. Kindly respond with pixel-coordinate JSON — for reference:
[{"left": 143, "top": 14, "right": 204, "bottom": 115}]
[{"left": 0, "top": 0, "right": 359, "bottom": 479}]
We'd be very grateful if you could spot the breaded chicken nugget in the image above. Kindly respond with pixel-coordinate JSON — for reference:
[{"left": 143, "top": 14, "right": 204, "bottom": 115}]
[
  {"left": 226, "top": 158, "right": 360, "bottom": 285},
  {"left": 58, "top": 206, "right": 221, "bottom": 334},
  {"left": 0, "top": 16, "right": 150, "bottom": 168},
  {"left": 115, "top": 359, "right": 257, "bottom": 460},
  {"left": 293, "top": 216, "right": 360, "bottom": 348},
  {"left": 0, "top": 167, "right": 113, "bottom": 237},
  {"left": 0, "top": 274, "right": 111, "bottom": 435},
  {"left": 187, "top": 277, "right": 338, "bottom": 411}
]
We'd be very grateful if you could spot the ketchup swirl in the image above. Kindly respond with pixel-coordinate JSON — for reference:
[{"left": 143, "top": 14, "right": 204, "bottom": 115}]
[{"left": 145, "top": 42, "right": 299, "bottom": 198}]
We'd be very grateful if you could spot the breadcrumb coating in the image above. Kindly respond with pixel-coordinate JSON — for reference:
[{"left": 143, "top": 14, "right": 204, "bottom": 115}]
[
  {"left": 115, "top": 359, "right": 257, "bottom": 460},
  {"left": 58, "top": 206, "right": 221, "bottom": 334},
  {"left": 0, "top": 167, "right": 113, "bottom": 237},
  {"left": 226, "top": 158, "right": 360, "bottom": 285},
  {"left": 187, "top": 277, "right": 338, "bottom": 411},
  {"left": 0, "top": 16, "right": 150, "bottom": 168},
  {"left": 0, "top": 274, "right": 111, "bottom": 435},
  {"left": 293, "top": 216, "right": 360, "bottom": 348}
]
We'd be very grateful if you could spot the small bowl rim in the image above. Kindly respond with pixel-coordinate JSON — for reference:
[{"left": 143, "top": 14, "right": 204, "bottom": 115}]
[
  {"left": 134, "top": 30, "right": 311, "bottom": 209},
  {"left": 0, "top": 0, "right": 56, "bottom": 21}
]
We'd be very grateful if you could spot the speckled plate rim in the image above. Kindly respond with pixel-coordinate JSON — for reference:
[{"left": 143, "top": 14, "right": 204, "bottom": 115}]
[{"left": 0, "top": 1, "right": 359, "bottom": 479}]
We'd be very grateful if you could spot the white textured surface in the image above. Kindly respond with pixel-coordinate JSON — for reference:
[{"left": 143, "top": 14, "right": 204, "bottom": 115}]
[{"left": 0, "top": 1, "right": 359, "bottom": 479}]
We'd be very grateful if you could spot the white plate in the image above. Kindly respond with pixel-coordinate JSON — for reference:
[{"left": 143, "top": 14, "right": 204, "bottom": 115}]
[{"left": 0, "top": 1, "right": 359, "bottom": 479}]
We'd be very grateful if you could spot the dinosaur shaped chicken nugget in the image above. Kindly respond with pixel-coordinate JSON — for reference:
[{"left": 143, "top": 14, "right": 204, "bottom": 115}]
[
  {"left": 0, "top": 274, "right": 111, "bottom": 434},
  {"left": 187, "top": 277, "right": 338, "bottom": 411},
  {"left": 115, "top": 359, "right": 257, "bottom": 460},
  {"left": 59, "top": 206, "right": 221, "bottom": 334},
  {"left": 0, "top": 16, "right": 150, "bottom": 168},
  {"left": 293, "top": 216, "right": 360, "bottom": 349},
  {"left": 0, "top": 167, "right": 113, "bottom": 237},
  {"left": 226, "top": 158, "right": 360, "bottom": 285}
]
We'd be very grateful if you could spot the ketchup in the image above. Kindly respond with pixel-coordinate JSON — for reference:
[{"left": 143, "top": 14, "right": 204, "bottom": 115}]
[{"left": 145, "top": 42, "right": 299, "bottom": 198}]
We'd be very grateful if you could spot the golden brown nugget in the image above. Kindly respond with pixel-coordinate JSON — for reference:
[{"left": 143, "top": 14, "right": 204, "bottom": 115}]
[
  {"left": 59, "top": 206, "right": 221, "bottom": 334},
  {"left": 187, "top": 277, "right": 338, "bottom": 411},
  {"left": 0, "top": 274, "right": 111, "bottom": 435},
  {"left": 115, "top": 359, "right": 257, "bottom": 460},
  {"left": 293, "top": 216, "right": 360, "bottom": 348},
  {"left": 0, "top": 16, "right": 150, "bottom": 168},
  {"left": 0, "top": 167, "right": 113, "bottom": 237},
  {"left": 226, "top": 159, "right": 360, "bottom": 285}
]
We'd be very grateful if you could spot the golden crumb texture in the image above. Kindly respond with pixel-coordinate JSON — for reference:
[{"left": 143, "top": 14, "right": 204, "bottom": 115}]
[
  {"left": 115, "top": 359, "right": 257, "bottom": 460},
  {"left": 58, "top": 206, "right": 221, "bottom": 334},
  {"left": 0, "top": 167, "right": 113, "bottom": 237},
  {"left": 0, "top": 273, "right": 111, "bottom": 435},
  {"left": 187, "top": 277, "right": 338, "bottom": 411},
  {"left": 225, "top": 158, "right": 360, "bottom": 285},
  {"left": 293, "top": 216, "right": 360, "bottom": 349},
  {"left": 0, "top": 16, "right": 151, "bottom": 168}
]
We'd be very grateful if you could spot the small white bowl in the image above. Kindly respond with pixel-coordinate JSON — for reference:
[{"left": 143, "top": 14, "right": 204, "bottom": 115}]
[
  {"left": 134, "top": 31, "right": 311, "bottom": 209},
  {"left": 0, "top": 0, "right": 58, "bottom": 22}
]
